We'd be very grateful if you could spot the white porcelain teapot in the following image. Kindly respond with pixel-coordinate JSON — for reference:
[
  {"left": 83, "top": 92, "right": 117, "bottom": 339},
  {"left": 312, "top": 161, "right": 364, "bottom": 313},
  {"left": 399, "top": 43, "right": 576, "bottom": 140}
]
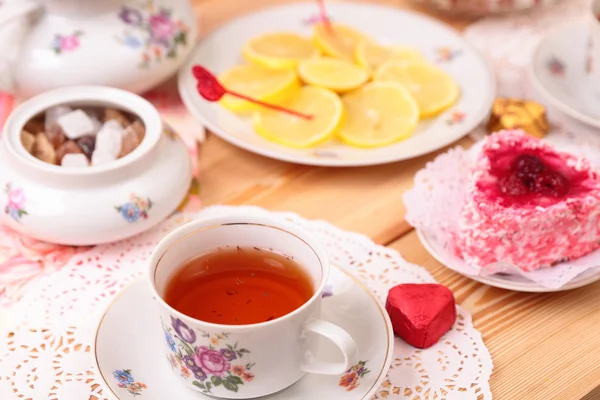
[{"left": 0, "top": 0, "right": 198, "bottom": 98}]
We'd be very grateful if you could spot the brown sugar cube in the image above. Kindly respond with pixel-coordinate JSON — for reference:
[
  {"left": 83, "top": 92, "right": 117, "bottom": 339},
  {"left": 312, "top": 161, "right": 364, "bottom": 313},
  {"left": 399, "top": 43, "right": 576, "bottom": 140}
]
[
  {"left": 33, "top": 132, "right": 57, "bottom": 165},
  {"left": 76, "top": 135, "right": 96, "bottom": 159},
  {"left": 56, "top": 140, "right": 84, "bottom": 164},
  {"left": 24, "top": 118, "right": 45, "bottom": 135},
  {"left": 118, "top": 120, "right": 145, "bottom": 158},
  {"left": 104, "top": 108, "right": 131, "bottom": 128},
  {"left": 21, "top": 130, "right": 36, "bottom": 153},
  {"left": 45, "top": 124, "right": 67, "bottom": 148}
]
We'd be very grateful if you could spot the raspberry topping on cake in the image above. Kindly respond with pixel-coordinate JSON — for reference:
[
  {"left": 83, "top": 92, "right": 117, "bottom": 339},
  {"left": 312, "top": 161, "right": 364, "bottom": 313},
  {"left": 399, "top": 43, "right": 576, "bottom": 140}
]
[
  {"left": 456, "top": 130, "right": 600, "bottom": 271},
  {"left": 475, "top": 131, "right": 593, "bottom": 208}
]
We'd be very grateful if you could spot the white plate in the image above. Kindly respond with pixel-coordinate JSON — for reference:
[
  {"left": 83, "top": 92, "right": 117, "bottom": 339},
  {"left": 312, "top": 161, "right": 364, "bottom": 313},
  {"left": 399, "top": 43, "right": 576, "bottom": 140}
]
[
  {"left": 178, "top": 2, "right": 495, "bottom": 167},
  {"left": 94, "top": 265, "right": 394, "bottom": 399},
  {"left": 417, "top": 229, "right": 600, "bottom": 292},
  {"left": 532, "top": 24, "right": 600, "bottom": 129}
]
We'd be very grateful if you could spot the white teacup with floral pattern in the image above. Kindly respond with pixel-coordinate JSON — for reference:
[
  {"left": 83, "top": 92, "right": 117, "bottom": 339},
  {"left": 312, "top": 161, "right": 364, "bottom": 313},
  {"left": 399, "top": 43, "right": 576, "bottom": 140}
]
[{"left": 147, "top": 213, "right": 360, "bottom": 399}]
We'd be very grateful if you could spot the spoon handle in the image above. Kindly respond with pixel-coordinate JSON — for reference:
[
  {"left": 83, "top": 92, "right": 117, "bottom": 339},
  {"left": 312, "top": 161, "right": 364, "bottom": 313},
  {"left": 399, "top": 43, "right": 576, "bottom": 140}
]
[{"left": 227, "top": 90, "right": 313, "bottom": 120}]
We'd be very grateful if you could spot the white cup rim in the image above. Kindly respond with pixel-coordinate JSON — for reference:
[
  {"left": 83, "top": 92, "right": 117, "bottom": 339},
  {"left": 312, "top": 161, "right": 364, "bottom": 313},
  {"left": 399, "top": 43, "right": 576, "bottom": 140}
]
[{"left": 147, "top": 213, "right": 331, "bottom": 331}]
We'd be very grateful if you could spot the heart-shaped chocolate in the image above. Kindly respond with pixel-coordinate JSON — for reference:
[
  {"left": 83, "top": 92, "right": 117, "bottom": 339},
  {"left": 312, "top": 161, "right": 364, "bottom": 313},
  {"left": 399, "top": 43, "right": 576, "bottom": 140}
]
[{"left": 385, "top": 283, "right": 456, "bottom": 349}]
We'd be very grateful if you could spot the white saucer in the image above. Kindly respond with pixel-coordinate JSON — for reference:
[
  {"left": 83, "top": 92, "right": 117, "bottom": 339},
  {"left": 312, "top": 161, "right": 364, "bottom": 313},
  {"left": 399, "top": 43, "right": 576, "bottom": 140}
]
[
  {"left": 94, "top": 265, "right": 394, "bottom": 399},
  {"left": 178, "top": 2, "right": 495, "bottom": 167},
  {"left": 532, "top": 24, "right": 600, "bottom": 129},
  {"left": 417, "top": 229, "right": 600, "bottom": 292}
]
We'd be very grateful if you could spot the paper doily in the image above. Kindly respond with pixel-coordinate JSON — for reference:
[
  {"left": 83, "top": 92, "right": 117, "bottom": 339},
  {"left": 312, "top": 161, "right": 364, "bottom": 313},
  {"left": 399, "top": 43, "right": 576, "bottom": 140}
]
[
  {"left": 0, "top": 206, "right": 492, "bottom": 400},
  {"left": 403, "top": 141, "right": 600, "bottom": 289}
]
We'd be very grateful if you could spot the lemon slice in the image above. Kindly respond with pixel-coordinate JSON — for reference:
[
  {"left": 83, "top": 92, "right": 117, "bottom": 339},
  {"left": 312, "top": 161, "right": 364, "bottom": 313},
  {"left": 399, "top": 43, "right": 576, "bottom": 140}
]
[
  {"left": 355, "top": 39, "right": 424, "bottom": 73},
  {"left": 339, "top": 82, "right": 419, "bottom": 148},
  {"left": 313, "top": 22, "right": 372, "bottom": 61},
  {"left": 253, "top": 86, "right": 343, "bottom": 148},
  {"left": 242, "top": 32, "right": 319, "bottom": 70},
  {"left": 374, "top": 60, "right": 459, "bottom": 117},
  {"left": 298, "top": 57, "right": 369, "bottom": 92},
  {"left": 218, "top": 64, "right": 300, "bottom": 113}
]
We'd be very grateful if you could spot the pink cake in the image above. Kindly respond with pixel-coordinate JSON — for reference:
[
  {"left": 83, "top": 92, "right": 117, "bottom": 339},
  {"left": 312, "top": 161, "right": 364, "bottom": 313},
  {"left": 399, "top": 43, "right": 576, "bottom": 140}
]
[{"left": 456, "top": 130, "right": 600, "bottom": 272}]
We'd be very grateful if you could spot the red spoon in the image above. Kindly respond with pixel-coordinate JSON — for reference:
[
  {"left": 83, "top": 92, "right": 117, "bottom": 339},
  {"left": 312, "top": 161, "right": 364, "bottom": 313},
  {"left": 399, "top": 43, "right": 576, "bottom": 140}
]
[
  {"left": 317, "top": 0, "right": 333, "bottom": 32},
  {"left": 192, "top": 65, "right": 312, "bottom": 120}
]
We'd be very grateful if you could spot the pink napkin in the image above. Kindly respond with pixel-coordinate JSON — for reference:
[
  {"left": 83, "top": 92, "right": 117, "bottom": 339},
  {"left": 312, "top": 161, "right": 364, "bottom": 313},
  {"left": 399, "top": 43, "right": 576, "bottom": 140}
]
[{"left": 0, "top": 82, "right": 204, "bottom": 306}]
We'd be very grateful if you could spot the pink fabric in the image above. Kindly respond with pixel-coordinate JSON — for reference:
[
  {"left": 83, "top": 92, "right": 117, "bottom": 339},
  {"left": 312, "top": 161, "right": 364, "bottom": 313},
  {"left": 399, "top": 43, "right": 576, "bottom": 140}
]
[{"left": 0, "top": 81, "right": 203, "bottom": 306}]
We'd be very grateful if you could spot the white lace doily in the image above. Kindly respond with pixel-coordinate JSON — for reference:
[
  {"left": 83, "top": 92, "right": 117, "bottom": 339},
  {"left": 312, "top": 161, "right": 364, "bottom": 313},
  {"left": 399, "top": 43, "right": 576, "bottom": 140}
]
[
  {"left": 0, "top": 206, "right": 493, "bottom": 400},
  {"left": 403, "top": 141, "right": 600, "bottom": 288}
]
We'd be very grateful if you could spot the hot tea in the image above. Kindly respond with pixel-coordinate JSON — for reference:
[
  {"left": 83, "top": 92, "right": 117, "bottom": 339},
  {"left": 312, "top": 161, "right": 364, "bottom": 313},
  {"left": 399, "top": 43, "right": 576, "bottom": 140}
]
[{"left": 164, "top": 246, "right": 314, "bottom": 325}]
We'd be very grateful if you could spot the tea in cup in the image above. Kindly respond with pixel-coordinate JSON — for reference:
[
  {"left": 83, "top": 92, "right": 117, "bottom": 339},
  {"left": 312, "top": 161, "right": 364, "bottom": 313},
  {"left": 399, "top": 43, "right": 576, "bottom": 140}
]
[{"left": 147, "top": 213, "right": 359, "bottom": 399}]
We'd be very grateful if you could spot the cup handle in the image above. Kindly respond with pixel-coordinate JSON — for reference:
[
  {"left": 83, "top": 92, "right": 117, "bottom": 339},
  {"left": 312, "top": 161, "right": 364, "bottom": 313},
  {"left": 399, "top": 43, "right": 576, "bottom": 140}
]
[{"left": 300, "top": 319, "right": 359, "bottom": 375}]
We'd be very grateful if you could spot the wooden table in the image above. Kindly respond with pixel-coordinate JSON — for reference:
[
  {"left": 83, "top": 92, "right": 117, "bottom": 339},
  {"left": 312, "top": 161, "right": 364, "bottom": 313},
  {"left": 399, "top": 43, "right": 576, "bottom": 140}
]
[{"left": 191, "top": 1, "right": 600, "bottom": 399}]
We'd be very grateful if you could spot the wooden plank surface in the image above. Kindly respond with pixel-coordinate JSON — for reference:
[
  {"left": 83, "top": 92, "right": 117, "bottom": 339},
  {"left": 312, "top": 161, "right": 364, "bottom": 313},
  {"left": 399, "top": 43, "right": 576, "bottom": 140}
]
[
  {"left": 190, "top": 1, "right": 598, "bottom": 399},
  {"left": 392, "top": 231, "right": 600, "bottom": 400}
]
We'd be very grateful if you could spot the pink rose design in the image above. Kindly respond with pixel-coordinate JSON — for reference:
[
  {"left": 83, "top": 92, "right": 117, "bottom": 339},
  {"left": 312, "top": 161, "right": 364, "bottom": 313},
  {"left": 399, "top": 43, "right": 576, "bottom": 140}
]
[
  {"left": 60, "top": 35, "right": 80, "bottom": 51},
  {"left": 193, "top": 346, "right": 231, "bottom": 377},
  {"left": 149, "top": 13, "right": 176, "bottom": 40},
  {"left": 8, "top": 188, "right": 25, "bottom": 208}
]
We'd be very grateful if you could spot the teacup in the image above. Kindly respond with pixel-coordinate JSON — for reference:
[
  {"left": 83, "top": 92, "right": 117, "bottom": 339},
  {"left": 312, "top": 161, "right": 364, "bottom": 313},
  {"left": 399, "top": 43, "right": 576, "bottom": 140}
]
[
  {"left": 147, "top": 213, "right": 359, "bottom": 399},
  {"left": 588, "top": 0, "right": 600, "bottom": 94}
]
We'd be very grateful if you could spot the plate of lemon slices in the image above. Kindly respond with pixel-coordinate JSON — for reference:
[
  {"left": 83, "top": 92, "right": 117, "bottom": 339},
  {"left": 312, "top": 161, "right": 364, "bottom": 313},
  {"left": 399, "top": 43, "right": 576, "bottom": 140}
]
[{"left": 178, "top": 2, "right": 495, "bottom": 166}]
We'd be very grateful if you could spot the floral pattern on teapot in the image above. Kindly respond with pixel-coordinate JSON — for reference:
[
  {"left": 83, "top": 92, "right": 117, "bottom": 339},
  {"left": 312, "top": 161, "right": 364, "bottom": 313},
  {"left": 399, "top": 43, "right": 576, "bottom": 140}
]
[
  {"left": 115, "top": 194, "right": 152, "bottom": 223},
  {"left": 117, "top": 1, "right": 190, "bottom": 69},
  {"left": 4, "top": 183, "right": 28, "bottom": 222},
  {"left": 51, "top": 31, "right": 83, "bottom": 54}
]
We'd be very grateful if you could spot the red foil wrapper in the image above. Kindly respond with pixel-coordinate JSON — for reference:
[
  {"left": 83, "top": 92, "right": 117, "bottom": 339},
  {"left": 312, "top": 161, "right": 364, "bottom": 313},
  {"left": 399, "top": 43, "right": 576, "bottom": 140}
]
[{"left": 385, "top": 283, "right": 456, "bottom": 349}]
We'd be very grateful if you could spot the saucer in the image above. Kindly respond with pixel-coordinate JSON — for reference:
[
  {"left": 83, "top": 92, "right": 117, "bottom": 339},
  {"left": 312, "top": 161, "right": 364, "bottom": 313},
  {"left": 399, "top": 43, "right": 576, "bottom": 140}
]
[
  {"left": 94, "top": 265, "right": 394, "bottom": 399},
  {"left": 417, "top": 229, "right": 600, "bottom": 292},
  {"left": 532, "top": 24, "right": 600, "bottom": 129},
  {"left": 178, "top": 2, "right": 494, "bottom": 167}
]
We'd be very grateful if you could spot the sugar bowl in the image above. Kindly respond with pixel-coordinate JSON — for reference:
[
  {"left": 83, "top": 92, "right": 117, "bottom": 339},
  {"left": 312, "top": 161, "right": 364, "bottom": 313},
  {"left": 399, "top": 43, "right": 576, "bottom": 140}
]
[{"left": 0, "top": 85, "right": 192, "bottom": 245}]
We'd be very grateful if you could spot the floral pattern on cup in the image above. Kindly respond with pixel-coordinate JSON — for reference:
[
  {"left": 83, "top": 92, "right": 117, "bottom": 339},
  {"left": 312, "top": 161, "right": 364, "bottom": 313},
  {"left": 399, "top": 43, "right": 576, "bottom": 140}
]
[
  {"left": 163, "top": 317, "right": 255, "bottom": 395},
  {"left": 312, "top": 150, "right": 338, "bottom": 158},
  {"left": 547, "top": 56, "right": 566, "bottom": 76},
  {"left": 4, "top": 183, "right": 27, "bottom": 222},
  {"left": 436, "top": 47, "right": 462, "bottom": 63},
  {"left": 445, "top": 110, "right": 466, "bottom": 126},
  {"left": 322, "top": 284, "right": 334, "bottom": 298},
  {"left": 113, "top": 369, "right": 148, "bottom": 396},
  {"left": 51, "top": 31, "right": 83, "bottom": 54},
  {"left": 117, "top": 1, "right": 190, "bottom": 69},
  {"left": 339, "top": 360, "right": 370, "bottom": 392},
  {"left": 115, "top": 194, "right": 152, "bottom": 223}
]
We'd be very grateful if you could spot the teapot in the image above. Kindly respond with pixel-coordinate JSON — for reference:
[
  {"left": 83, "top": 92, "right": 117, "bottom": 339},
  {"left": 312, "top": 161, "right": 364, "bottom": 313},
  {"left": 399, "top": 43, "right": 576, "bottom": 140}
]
[{"left": 0, "top": 0, "right": 198, "bottom": 98}]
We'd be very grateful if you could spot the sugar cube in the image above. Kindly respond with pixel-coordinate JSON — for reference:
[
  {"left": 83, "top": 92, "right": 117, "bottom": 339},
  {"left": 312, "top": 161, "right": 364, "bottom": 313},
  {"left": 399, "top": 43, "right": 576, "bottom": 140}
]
[
  {"left": 57, "top": 109, "right": 98, "bottom": 139},
  {"left": 119, "top": 121, "right": 145, "bottom": 157},
  {"left": 91, "top": 149, "right": 116, "bottom": 166},
  {"left": 56, "top": 140, "right": 83, "bottom": 164},
  {"left": 33, "top": 132, "right": 57, "bottom": 164},
  {"left": 45, "top": 105, "right": 72, "bottom": 131},
  {"left": 104, "top": 108, "right": 131, "bottom": 127},
  {"left": 95, "top": 120, "right": 124, "bottom": 158},
  {"left": 21, "top": 130, "right": 36, "bottom": 153},
  {"left": 61, "top": 153, "right": 89, "bottom": 168}
]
